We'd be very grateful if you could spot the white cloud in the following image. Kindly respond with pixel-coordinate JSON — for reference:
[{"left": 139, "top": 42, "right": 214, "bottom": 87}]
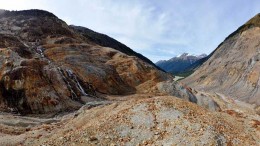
[{"left": 0, "top": 0, "right": 259, "bottom": 62}]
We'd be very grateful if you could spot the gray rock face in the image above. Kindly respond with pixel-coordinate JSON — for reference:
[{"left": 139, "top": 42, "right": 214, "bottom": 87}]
[{"left": 157, "top": 80, "right": 220, "bottom": 111}]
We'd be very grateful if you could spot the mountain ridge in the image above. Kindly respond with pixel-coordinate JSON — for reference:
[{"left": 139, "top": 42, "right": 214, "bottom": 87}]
[
  {"left": 0, "top": 9, "right": 57, "bottom": 18},
  {"left": 0, "top": 9, "right": 161, "bottom": 70},
  {"left": 156, "top": 53, "right": 207, "bottom": 75},
  {"left": 70, "top": 25, "right": 163, "bottom": 71}
]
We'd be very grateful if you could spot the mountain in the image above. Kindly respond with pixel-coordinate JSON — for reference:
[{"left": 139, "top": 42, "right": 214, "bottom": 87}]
[
  {"left": 0, "top": 9, "right": 169, "bottom": 114},
  {"left": 69, "top": 25, "right": 162, "bottom": 70},
  {"left": 0, "top": 9, "right": 202, "bottom": 115},
  {"left": 183, "top": 13, "right": 260, "bottom": 106},
  {"left": 156, "top": 53, "right": 207, "bottom": 75}
]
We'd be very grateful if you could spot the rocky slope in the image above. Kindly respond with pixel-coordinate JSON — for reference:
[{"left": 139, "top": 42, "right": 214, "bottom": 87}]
[
  {"left": 156, "top": 53, "right": 207, "bottom": 75},
  {"left": 183, "top": 14, "right": 260, "bottom": 106},
  {"left": 0, "top": 95, "right": 259, "bottom": 145},
  {"left": 69, "top": 25, "right": 161, "bottom": 70}
]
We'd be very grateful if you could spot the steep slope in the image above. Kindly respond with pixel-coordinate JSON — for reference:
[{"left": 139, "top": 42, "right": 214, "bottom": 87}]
[
  {"left": 69, "top": 25, "right": 162, "bottom": 70},
  {"left": 0, "top": 9, "right": 173, "bottom": 114},
  {"left": 183, "top": 14, "right": 260, "bottom": 106},
  {"left": 156, "top": 53, "right": 207, "bottom": 74}
]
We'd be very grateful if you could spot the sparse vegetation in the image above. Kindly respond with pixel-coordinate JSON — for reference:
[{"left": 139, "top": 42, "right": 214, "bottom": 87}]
[
  {"left": 173, "top": 70, "right": 195, "bottom": 78},
  {"left": 199, "top": 75, "right": 207, "bottom": 79}
]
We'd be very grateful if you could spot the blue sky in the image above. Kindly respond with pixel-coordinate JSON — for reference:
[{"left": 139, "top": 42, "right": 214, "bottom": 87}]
[{"left": 0, "top": 0, "right": 259, "bottom": 62}]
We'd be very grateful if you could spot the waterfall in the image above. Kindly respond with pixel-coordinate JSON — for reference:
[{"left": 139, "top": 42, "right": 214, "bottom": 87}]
[
  {"left": 36, "top": 46, "right": 45, "bottom": 57},
  {"left": 34, "top": 45, "right": 91, "bottom": 99},
  {"left": 66, "top": 69, "right": 88, "bottom": 96},
  {"left": 57, "top": 67, "right": 78, "bottom": 99},
  {"left": 75, "top": 77, "right": 88, "bottom": 96}
]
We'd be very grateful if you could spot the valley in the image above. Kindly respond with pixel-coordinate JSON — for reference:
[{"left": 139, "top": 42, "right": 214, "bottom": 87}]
[{"left": 0, "top": 9, "right": 259, "bottom": 145}]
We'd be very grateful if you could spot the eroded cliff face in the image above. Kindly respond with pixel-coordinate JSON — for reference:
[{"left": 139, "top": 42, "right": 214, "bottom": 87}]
[
  {"left": 0, "top": 10, "right": 174, "bottom": 114},
  {"left": 0, "top": 34, "right": 93, "bottom": 114},
  {"left": 183, "top": 14, "right": 260, "bottom": 106}
]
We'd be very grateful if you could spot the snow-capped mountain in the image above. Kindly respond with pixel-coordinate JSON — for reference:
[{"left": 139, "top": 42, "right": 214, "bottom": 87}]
[{"left": 156, "top": 53, "right": 207, "bottom": 75}]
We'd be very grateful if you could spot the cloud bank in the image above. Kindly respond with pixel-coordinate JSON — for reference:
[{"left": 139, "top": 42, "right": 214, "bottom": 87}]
[{"left": 0, "top": 0, "right": 259, "bottom": 62}]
